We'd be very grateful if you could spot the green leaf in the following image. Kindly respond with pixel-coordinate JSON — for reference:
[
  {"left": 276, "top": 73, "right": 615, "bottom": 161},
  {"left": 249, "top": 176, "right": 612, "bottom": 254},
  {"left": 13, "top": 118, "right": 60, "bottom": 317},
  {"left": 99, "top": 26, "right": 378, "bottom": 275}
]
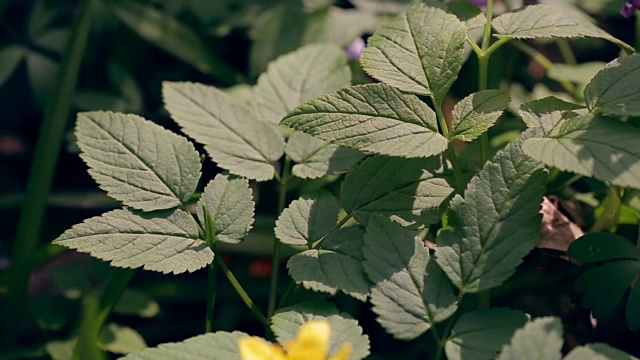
[
  {"left": 496, "top": 317, "right": 563, "bottom": 360},
  {"left": 627, "top": 281, "right": 640, "bottom": 330},
  {"left": 568, "top": 233, "right": 640, "bottom": 263},
  {"left": 493, "top": 4, "right": 625, "bottom": 45},
  {"left": 522, "top": 114, "right": 640, "bottom": 190},
  {"left": 163, "top": 81, "right": 284, "bottom": 181},
  {"left": 281, "top": 83, "right": 447, "bottom": 159},
  {"left": 445, "top": 308, "right": 528, "bottom": 360},
  {"left": 564, "top": 343, "right": 640, "bottom": 360},
  {"left": 53, "top": 209, "right": 212, "bottom": 274},
  {"left": 271, "top": 303, "right": 370, "bottom": 360},
  {"left": 341, "top": 155, "right": 454, "bottom": 227},
  {"left": 360, "top": 4, "right": 466, "bottom": 101},
  {"left": 363, "top": 217, "right": 457, "bottom": 340},
  {"left": 120, "top": 331, "right": 247, "bottom": 360},
  {"left": 253, "top": 43, "right": 351, "bottom": 126},
  {"left": 196, "top": 174, "right": 255, "bottom": 244},
  {"left": 548, "top": 62, "right": 606, "bottom": 85},
  {"left": 285, "top": 132, "right": 365, "bottom": 179},
  {"left": 584, "top": 54, "right": 640, "bottom": 117},
  {"left": 450, "top": 90, "right": 511, "bottom": 142},
  {"left": 518, "top": 97, "right": 585, "bottom": 136},
  {"left": 287, "top": 227, "right": 369, "bottom": 301},
  {"left": 98, "top": 323, "right": 146, "bottom": 354},
  {"left": 0, "top": 45, "right": 24, "bottom": 86},
  {"left": 435, "top": 141, "right": 546, "bottom": 293},
  {"left": 275, "top": 191, "right": 339, "bottom": 246},
  {"left": 75, "top": 111, "right": 201, "bottom": 212},
  {"left": 109, "top": 1, "right": 238, "bottom": 84},
  {"left": 113, "top": 289, "right": 160, "bottom": 318}
]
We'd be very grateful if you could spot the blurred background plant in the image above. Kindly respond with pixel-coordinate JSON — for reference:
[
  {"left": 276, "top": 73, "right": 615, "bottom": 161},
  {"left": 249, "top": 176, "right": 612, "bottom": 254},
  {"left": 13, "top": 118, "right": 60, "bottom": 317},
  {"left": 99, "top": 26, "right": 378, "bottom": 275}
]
[{"left": 0, "top": 0, "right": 638, "bottom": 359}]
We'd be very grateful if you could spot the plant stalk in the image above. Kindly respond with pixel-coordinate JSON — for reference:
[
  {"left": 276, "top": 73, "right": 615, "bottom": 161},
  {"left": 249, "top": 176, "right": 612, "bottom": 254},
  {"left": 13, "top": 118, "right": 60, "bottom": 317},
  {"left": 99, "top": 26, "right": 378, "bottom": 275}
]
[
  {"left": 2, "top": 0, "right": 95, "bottom": 346},
  {"left": 434, "top": 99, "right": 465, "bottom": 194},
  {"left": 268, "top": 156, "right": 291, "bottom": 319},
  {"left": 203, "top": 207, "right": 218, "bottom": 333}
]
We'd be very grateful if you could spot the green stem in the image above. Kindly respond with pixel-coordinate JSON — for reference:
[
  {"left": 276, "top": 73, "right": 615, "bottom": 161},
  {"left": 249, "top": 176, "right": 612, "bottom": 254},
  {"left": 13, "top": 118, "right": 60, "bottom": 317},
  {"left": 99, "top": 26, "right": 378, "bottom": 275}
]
[
  {"left": 71, "top": 269, "right": 134, "bottom": 360},
  {"left": 636, "top": 10, "right": 640, "bottom": 51},
  {"left": 434, "top": 100, "right": 465, "bottom": 194},
  {"left": 2, "top": 0, "right": 95, "bottom": 346},
  {"left": 434, "top": 292, "right": 465, "bottom": 360},
  {"left": 315, "top": 213, "right": 353, "bottom": 249},
  {"left": 268, "top": 156, "right": 291, "bottom": 319},
  {"left": 478, "top": 0, "right": 495, "bottom": 165},
  {"left": 203, "top": 207, "right": 217, "bottom": 333},
  {"left": 216, "top": 254, "right": 268, "bottom": 326},
  {"left": 556, "top": 39, "right": 577, "bottom": 65},
  {"left": 511, "top": 41, "right": 578, "bottom": 97}
]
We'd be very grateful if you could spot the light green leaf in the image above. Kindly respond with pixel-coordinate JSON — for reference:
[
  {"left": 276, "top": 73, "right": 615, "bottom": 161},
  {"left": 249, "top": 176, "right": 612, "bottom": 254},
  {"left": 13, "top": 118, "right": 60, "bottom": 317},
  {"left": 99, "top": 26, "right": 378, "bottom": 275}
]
[
  {"left": 0, "top": 46, "right": 24, "bottom": 86},
  {"left": 518, "top": 97, "right": 584, "bottom": 136},
  {"left": 493, "top": 4, "right": 626, "bottom": 46},
  {"left": 76, "top": 111, "right": 201, "bottom": 212},
  {"left": 271, "top": 303, "right": 370, "bottom": 360},
  {"left": 46, "top": 338, "right": 75, "bottom": 360},
  {"left": 98, "top": 323, "right": 146, "bottom": 354},
  {"left": 435, "top": 141, "right": 546, "bottom": 293},
  {"left": 584, "top": 54, "right": 640, "bottom": 117},
  {"left": 163, "top": 81, "right": 284, "bottom": 181},
  {"left": 548, "top": 62, "right": 606, "bottom": 85},
  {"left": 254, "top": 43, "right": 351, "bottom": 126},
  {"left": 341, "top": 155, "right": 454, "bottom": 227},
  {"left": 53, "top": 209, "right": 212, "bottom": 274},
  {"left": 363, "top": 217, "right": 457, "bottom": 340},
  {"left": 565, "top": 343, "right": 639, "bottom": 360},
  {"left": 360, "top": 4, "right": 466, "bottom": 101},
  {"left": 445, "top": 308, "right": 528, "bottom": 360},
  {"left": 281, "top": 83, "right": 447, "bottom": 159},
  {"left": 109, "top": 1, "right": 238, "bottom": 84},
  {"left": 114, "top": 289, "right": 160, "bottom": 318},
  {"left": 522, "top": 114, "right": 640, "bottom": 189},
  {"left": 450, "top": 90, "right": 511, "bottom": 142},
  {"left": 196, "top": 174, "right": 255, "bottom": 244},
  {"left": 275, "top": 192, "right": 339, "bottom": 246},
  {"left": 287, "top": 227, "right": 369, "bottom": 301},
  {"left": 496, "top": 317, "right": 563, "bottom": 360},
  {"left": 315, "top": 8, "right": 377, "bottom": 47},
  {"left": 286, "top": 132, "right": 365, "bottom": 179},
  {"left": 120, "top": 331, "right": 247, "bottom": 360}
]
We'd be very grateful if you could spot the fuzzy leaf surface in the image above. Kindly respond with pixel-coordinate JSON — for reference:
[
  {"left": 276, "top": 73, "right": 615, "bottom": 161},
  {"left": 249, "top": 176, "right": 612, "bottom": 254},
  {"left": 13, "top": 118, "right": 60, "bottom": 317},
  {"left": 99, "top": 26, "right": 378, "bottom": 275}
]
[
  {"left": 522, "top": 114, "right": 640, "bottom": 190},
  {"left": 121, "top": 331, "right": 247, "bottom": 360},
  {"left": 435, "top": 141, "right": 546, "bottom": 293},
  {"left": 341, "top": 155, "right": 454, "bottom": 227},
  {"left": 53, "top": 209, "right": 211, "bottom": 274},
  {"left": 496, "top": 317, "right": 563, "bottom": 360},
  {"left": 450, "top": 90, "right": 510, "bottom": 142},
  {"left": 286, "top": 132, "right": 364, "bottom": 179},
  {"left": 254, "top": 43, "right": 351, "bottom": 125},
  {"left": 445, "top": 308, "right": 528, "bottom": 360},
  {"left": 363, "top": 218, "right": 457, "bottom": 340},
  {"left": 275, "top": 192, "right": 339, "bottom": 246},
  {"left": 288, "top": 227, "right": 369, "bottom": 301},
  {"left": 584, "top": 54, "right": 640, "bottom": 117},
  {"left": 196, "top": 174, "right": 255, "bottom": 244},
  {"left": 281, "top": 83, "right": 448, "bottom": 159},
  {"left": 163, "top": 81, "right": 284, "bottom": 181},
  {"left": 518, "top": 97, "right": 584, "bottom": 136},
  {"left": 360, "top": 4, "right": 466, "bottom": 101},
  {"left": 76, "top": 111, "right": 201, "bottom": 211}
]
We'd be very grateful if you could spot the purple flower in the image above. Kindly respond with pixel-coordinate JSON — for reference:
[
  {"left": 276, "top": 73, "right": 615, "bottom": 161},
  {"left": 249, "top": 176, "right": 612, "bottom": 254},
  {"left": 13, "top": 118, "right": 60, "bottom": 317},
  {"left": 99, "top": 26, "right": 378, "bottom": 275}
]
[
  {"left": 621, "top": 0, "right": 640, "bottom": 17},
  {"left": 346, "top": 37, "right": 366, "bottom": 60}
]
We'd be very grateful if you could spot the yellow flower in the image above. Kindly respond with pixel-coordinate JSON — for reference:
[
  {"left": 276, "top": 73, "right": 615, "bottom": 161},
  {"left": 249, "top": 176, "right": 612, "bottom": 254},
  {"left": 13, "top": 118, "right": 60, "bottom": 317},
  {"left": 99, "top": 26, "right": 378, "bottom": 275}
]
[{"left": 238, "top": 319, "right": 352, "bottom": 360}]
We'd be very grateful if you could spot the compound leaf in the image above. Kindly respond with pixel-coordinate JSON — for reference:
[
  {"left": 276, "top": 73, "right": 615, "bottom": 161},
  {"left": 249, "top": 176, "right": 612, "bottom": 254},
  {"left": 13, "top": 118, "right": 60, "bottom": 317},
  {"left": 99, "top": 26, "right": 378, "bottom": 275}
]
[
  {"left": 120, "top": 331, "right": 247, "bottom": 360},
  {"left": 450, "top": 90, "right": 510, "bottom": 142},
  {"left": 360, "top": 4, "right": 466, "bottom": 102},
  {"left": 435, "top": 141, "right": 546, "bottom": 293},
  {"left": 288, "top": 227, "right": 369, "bottom": 301},
  {"left": 445, "top": 308, "right": 528, "bottom": 360},
  {"left": 496, "top": 317, "right": 563, "bottom": 360},
  {"left": 522, "top": 114, "right": 640, "bottom": 190},
  {"left": 196, "top": 174, "right": 255, "bottom": 244},
  {"left": 275, "top": 192, "right": 339, "bottom": 246},
  {"left": 285, "top": 132, "right": 364, "bottom": 179},
  {"left": 341, "top": 155, "right": 455, "bottom": 227},
  {"left": 76, "top": 111, "right": 201, "bottom": 212},
  {"left": 363, "top": 217, "right": 457, "bottom": 340},
  {"left": 254, "top": 43, "right": 351, "bottom": 126},
  {"left": 281, "top": 83, "right": 448, "bottom": 159},
  {"left": 584, "top": 54, "right": 640, "bottom": 117},
  {"left": 53, "top": 209, "right": 212, "bottom": 274},
  {"left": 163, "top": 81, "right": 284, "bottom": 181}
]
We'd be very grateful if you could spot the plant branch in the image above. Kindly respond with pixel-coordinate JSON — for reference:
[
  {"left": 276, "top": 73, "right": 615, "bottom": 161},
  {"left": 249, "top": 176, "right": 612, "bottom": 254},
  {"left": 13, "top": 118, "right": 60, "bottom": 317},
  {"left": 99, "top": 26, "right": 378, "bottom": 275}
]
[
  {"left": 203, "top": 207, "right": 218, "bottom": 333},
  {"left": 268, "top": 156, "right": 291, "bottom": 319},
  {"left": 434, "top": 100, "right": 465, "bottom": 194}
]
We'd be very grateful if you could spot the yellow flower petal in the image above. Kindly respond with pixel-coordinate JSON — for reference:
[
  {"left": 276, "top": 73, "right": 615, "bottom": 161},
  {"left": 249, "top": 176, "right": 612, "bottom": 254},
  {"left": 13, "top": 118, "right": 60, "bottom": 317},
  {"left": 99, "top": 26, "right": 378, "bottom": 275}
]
[
  {"left": 286, "top": 320, "right": 331, "bottom": 360},
  {"left": 239, "top": 336, "right": 286, "bottom": 360},
  {"left": 328, "top": 343, "right": 352, "bottom": 360}
]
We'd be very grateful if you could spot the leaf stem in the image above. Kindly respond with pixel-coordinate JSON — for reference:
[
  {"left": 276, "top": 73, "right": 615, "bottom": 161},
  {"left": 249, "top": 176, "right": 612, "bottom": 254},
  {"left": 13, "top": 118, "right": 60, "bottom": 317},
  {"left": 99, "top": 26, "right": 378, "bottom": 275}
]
[
  {"left": 2, "top": 0, "right": 95, "bottom": 346},
  {"left": 203, "top": 207, "right": 218, "bottom": 333},
  {"left": 434, "top": 291, "right": 465, "bottom": 360},
  {"left": 478, "top": 0, "right": 495, "bottom": 165},
  {"left": 434, "top": 101, "right": 465, "bottom": 194},
  {"left": 268, "top": 156, "right": 292, "bottom": 319},
  {"left": 315, "top": 213, "right": 353, "bottom": 249},
  {"left": 556, "top": 39, "right": 577, "bottom": 65}
]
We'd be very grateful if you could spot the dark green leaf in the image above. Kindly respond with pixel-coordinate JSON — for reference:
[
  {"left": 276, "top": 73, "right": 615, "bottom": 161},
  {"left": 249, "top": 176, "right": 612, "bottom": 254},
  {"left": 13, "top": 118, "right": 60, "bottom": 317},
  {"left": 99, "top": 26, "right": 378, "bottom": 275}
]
[
  {"left": 584, "top": 54, "right": 640, "bottom": 117},
  {"left": 450, "top": 90, "right": 511, "bottom": 142}
]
